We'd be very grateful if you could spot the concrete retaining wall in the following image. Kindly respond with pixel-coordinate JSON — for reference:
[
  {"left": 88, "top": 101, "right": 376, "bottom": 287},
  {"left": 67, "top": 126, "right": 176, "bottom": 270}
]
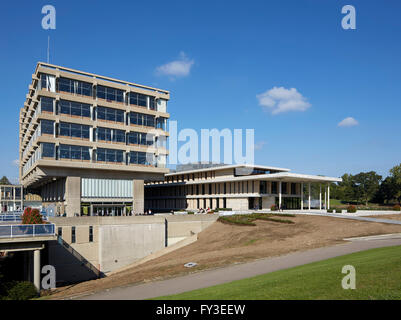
[{"left": 47, "top": 214, "right": 218, "bottom": 283}]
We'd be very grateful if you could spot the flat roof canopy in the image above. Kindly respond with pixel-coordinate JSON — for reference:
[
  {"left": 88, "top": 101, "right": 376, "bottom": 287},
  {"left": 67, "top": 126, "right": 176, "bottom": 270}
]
[{"left": 147, "top": 171, "right": 342, "bottom": 187}]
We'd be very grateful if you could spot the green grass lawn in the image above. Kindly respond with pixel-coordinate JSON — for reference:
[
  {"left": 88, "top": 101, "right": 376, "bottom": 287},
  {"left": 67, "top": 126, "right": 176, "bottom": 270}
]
[{"left": 155, "top": 245, "right": 401, "bottom": 300}]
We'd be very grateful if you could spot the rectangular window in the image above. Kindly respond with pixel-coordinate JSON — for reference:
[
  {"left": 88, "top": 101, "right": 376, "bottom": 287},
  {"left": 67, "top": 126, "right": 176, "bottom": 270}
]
[
  {"left": 97, "top": 85, "right": 123, "bottom": 103},
  {"left": 59, "top": 144, "right": 90, "bottom": 161},
  {"left": 59, "top": 122, "right": 90, "bottom": 140},
  {"left": 129, "top": 112, "right": 155, "bottom": 127},
  {"left": 129, "top": 92, "right": 148, "bottom": 107},
  {"left": 113, "top": 129, "right": 125, "bottom": 143},
  {"left": 282, "top": 182, "right": 288, "bottom": 195},
  {"left": 128, "top": 151, "right": 153, "bottom": 165},
  {"left": 271, "top": 182, "right": 277, "bottom": 194},
  {"left": 59, "top": 100, "right": 91, "bottom": 118},
  {"left": 291, "top": 183, "right": 296, "bottom": 195},
  {"left": 41, "top": 97, "right": 54, "bottom": 113},
  {"left": 71, "top": 226, "right": 76, "bottom": 243},
  {"left": 97, "top": 148, "right": 124, "bottom": 163},
  {"left": 41, "top": 143, "right": 55, "bottom": 158},
  {"left": 89, "top": 226, "right": 93, "bottom": 242},
  {"left": 97, "top": 106, "right": 124, "bottom": 123},
  {"left": 41, "top": 120, "right": 54, "bottom": 135}
]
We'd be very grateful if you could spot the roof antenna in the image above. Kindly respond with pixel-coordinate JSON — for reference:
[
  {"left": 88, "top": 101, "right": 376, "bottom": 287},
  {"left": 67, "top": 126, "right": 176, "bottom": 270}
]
[{"left": 47, "top": 35, "right": 50, "bottom": 63}]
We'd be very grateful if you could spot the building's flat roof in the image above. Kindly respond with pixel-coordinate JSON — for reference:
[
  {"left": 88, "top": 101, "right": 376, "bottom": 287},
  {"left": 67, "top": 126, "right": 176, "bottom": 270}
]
[
  {"left": 148, "top": 170, "right": 341, "bottom": 186},
  {"left": 165, "top": 164, "right": 291, "bottom": 176}
]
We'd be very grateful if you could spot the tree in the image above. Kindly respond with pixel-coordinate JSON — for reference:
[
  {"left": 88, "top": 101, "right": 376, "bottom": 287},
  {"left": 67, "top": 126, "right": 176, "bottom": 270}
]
[
  {"left": 0, "top": 176, "right": 11, "bottom": 185},
  {"left": 353, "top": 171, "right": 382, "bottom": 205},
  {"left": 389, "top": 163, "right": 401, "bottom": 204}
]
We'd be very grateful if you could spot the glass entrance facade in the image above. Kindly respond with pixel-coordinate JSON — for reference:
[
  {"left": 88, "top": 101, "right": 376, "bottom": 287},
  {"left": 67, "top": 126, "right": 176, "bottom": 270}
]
[{"left": 275, "top": 197, "right": 301, "bottom": 209}]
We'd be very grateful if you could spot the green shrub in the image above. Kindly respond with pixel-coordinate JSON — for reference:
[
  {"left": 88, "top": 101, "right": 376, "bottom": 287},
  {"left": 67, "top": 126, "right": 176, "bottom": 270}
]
[
  {"left": 327, "top": 208, "right": 334, "bottom": 213},
  {"left": 270, "top": 204, "right": 277, "bottom": 211},
  {"left": 218, "top": 213, "right": 294, "bottom": 226},
  {"left": 215, "top": 208, "right": 233, "bottom": 211},
  {"left": 393, "top": 204, "right": 401, "bottom": 211},
  {"left": 336, "top": 209, "right": 343, "bottom": 213},
  {"left": 347, "top": 205, "right": 357, "bottom": 213},
  {"left": 187, "top": 211, "right": 195, "bottom": 215},
  {"left": 1, "top": 281, "right": 37, "bottom": 300}
]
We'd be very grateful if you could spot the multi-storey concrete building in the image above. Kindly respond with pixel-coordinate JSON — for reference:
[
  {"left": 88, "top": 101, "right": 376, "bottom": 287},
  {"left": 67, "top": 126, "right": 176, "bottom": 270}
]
[
  {"left": 19, "top": 63, "right": 170, "bottom": 217},
  {"left": 145, "top": 164, "right": 342, "bottom": 211}
]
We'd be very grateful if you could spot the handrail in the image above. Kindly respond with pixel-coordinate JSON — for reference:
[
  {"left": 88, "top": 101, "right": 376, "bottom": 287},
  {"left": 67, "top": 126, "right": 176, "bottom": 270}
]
[{"left": 0, "top": 223, "right": 55, "bottom": 238}]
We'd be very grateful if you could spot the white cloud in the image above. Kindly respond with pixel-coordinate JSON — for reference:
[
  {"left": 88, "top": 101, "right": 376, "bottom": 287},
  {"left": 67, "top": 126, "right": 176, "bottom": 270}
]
[
  {"left": 156, "top": 52, "right": 194, "bottom": 78},
  {"left": 254, "top": 141, "right": 267, "bottom": 150},
  {"left": 338, "top": 117, "right": 359, "bottom": 127},
  {"left": 257, "top": 86, "right": 311, "bottom": 115},
  {"left": 12, "top": 159, "right": 19, "bottom": 166}
]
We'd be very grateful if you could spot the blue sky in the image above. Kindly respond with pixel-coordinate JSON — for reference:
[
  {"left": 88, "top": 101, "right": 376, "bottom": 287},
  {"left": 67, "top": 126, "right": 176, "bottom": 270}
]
[{"left": 0, "top": 0, "right": 400, "bottom": 182}]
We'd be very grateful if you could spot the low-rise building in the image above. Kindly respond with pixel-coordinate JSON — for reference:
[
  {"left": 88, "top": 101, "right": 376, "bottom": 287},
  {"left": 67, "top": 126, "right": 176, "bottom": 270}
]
[{"left": 145, "top": 164, "right": 342, "bottom": 211}]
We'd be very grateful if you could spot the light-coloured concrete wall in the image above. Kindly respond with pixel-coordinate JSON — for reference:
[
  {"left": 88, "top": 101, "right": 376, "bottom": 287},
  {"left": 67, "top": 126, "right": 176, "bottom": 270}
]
[
  {"left": 226, "top": 197, "right": 249, "bottom": 210},
  {"left": 65, "top": 176, "right": 81, "bottom": 217},
  {"left": 133, "top": 179, "right": 144, "bottom": 214},
  {"left": 166, "top": 214, "right": 218, "bottom": 238},
  {"left": 262, "top": 196, "right": 275, "bottom": 209},
  {"left": 99, "top": 222, "right": 165, "bottom": 273}
]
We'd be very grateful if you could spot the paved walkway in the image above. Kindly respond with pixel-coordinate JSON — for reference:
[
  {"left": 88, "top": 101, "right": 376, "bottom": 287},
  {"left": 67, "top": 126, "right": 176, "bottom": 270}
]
[{"left": 75, "top": 235, "right": 401, "bottom": 300}]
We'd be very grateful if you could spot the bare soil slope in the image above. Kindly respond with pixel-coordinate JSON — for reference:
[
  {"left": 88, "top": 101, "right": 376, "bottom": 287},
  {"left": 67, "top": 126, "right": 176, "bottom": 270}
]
[{"left": 49, "top": 215, "right": 401, "bottom": 299}]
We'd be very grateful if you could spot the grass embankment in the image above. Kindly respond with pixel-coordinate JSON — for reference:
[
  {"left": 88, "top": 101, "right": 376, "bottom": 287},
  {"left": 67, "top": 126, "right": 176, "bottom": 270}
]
[
  {"left": 156, "top": 245, "right": 401, "bottom": 300},
  {"left": 218, "top": 213, "right": 295, "bottom": 226}
]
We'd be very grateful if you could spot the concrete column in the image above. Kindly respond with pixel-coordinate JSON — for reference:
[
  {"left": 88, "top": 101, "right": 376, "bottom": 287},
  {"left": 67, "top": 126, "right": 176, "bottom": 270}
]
[
  {"left": 319, "top": 184, "right": 322, "bottom": 210},
  {"left": 278, "top": 181, "right": 282, "bottom": 209},
  {"left": 65, "top": 176, "right": 81, "bottom": 217},
  {"left": 327, "top": 184, "right": 330, "bottom": 210},
  {"left": 133, "top": 179, "right": 144, "bottom": 214},
  {"left": 33, "top": 249, "right": 40, "bottom": 292},
  {"left": 308, "top": 183, "right": 311, "bottom": 210},
  {"left": 301, "top": 183, "right": 304, "bottom": 210}
]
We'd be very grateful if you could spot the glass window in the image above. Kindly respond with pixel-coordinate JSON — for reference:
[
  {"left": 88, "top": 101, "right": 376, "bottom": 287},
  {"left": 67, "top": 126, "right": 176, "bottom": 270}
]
[
  {"left": 129, "top": 92, "right": 138, "bottom": 105},
  {"left": 71, "top": 102, "right": 81, "bottom": 117},
  {"left": 106, "top": 108, "right": 116, "bottom": 121},
  {"left": 41, "top": 143, "right": 55, "bottom": 158},
  {"left": 41, "top": 120, "right": 54, "bottom": 135},
  {"left": 71, "top": 145, "right": 81, "bottom": 159},
  {"left": 113, "top": 129, "right": 125, "bottom": 143},
  {"left": 149, "top": 97, "right": 155, "bottom": 110},
  {"left": 138, "top": 94, "right": 147, "bottom": 107},
  {"left": 41, "top": 97, "right": 54, "bottom": 113},
  {"left": 97, "top": 106, "right": 106, "bottom": 120},
  {"left": 59, "top": 100, "right": 70, "bottom": 115},
  {"left": 97, "top": 148, "right": 106, "bottom": 162},
  {"left": 60, "top": 144, "right": 70, "bottom": 159},
  {"left": 97, "top": 86, "right": 106, "bottom": 100},
  {"left": 97, "top": 85, "right": 123, "bottom": 103},
  {"left": 71, "top": 123, "right": 81, "bottom": 138},
  {"left": 96, "top": 148, "right": 123, "bottom": 163},
  {"left": 271, "top": 182, "right": 277, "bottom": 194},
  {"left": 116, "top": 109, "right": 124, "bottom": 123},
  {"left": 59, "top": 100, "right": 90, "bottom": 118},
  {"left": 58, "top": 77, "right": 73, "bottom": 93},
  {"left": 82, "top": 125, "right": 90, "bottom": 140}
]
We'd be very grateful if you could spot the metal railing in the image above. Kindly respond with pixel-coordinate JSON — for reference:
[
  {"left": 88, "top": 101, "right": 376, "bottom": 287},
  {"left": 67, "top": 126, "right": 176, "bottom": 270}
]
[
  {"left": 0, "top": 212, "right": 48, "bottom": 222},
  {"left": 0, "top": 223, "right": 55, "bottom": 238}
]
